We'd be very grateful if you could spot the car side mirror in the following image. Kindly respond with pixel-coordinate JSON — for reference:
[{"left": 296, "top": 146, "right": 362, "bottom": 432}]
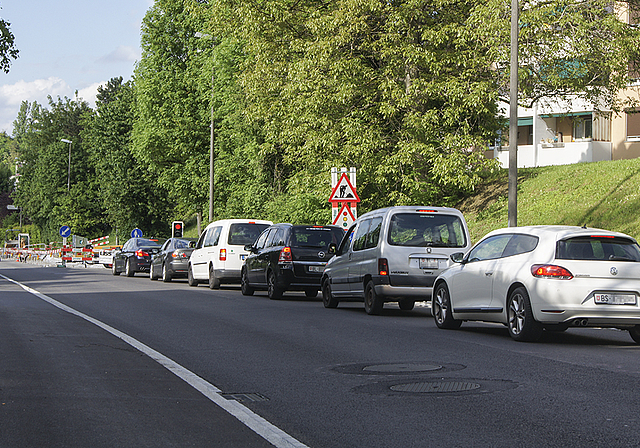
[
  {"left": 328, "top": 243, "right": 337, "bottom": 254},
  {"left": 244, "top": 244, "right": 255, "bottom": 253},
  {"left": 450, "top": 252, "right": 465, "bottom": 264},
  {"left": 189, "top": 241, "right": 196, "bottom": 248}
]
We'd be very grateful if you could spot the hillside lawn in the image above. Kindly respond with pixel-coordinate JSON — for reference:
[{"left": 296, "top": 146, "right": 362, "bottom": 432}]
[{"left": 458, "top": 158, "right": 640, "bottom": 244}]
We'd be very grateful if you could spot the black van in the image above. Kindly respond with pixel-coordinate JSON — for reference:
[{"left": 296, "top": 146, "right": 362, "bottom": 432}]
[{"left": 241, "top": 224, "right": 345, "bottom": 299}]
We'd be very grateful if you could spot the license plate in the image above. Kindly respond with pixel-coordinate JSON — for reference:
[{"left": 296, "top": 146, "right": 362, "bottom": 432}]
[
  {"left": 419, "top": 258, "right": 439, "bottom": 269},
  {"left": 308, "top": 265, "right": 324, "bottom": 273},
  {"left": 594, "top": 293, "right": 637, "bottom": 305}
]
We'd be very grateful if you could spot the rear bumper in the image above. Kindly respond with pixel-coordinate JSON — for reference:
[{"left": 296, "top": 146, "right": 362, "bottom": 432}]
[
  {"left": 213, "top": 269, "right": 242, "bottom": 284},
  {"left": 168, "top": 259, "right": 189, "bottom": 276},
  {"left": 276, "top": 263, "right": 323, "bottom": 290},
  {"left": 375, "top": 284, "right": 433, "bottom": 301}
]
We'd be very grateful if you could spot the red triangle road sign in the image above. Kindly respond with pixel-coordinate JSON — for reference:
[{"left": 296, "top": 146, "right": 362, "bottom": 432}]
[
  {"left": 328, "top": 173, "right": 360, "bottom": 204},
  {"left": 332, "top": 202, "right": 357, "bottom": 227}
]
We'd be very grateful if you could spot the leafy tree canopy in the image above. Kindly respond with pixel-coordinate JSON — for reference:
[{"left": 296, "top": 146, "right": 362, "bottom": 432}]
[{"left": 0, "top": 3, "right": 18, "bottom": 73}]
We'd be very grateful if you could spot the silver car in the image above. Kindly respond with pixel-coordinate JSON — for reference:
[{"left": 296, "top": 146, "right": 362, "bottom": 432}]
[
  {"left": 433, "top": 225, "right": 640, "bottom": 343},
  {"left": 321, "top": 206, "right": 471, "bottom": 315}
]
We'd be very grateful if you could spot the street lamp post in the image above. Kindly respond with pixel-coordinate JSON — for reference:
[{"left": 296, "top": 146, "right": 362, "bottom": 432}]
[
  {"left": 195, "top": 32, "right": 215, "bottom": 223},
  {"left": 508, "top": 0, "right": 519, "bottom": 227},
  {"left": 61, "top": 139, "right": 72, "bottom": 191}
]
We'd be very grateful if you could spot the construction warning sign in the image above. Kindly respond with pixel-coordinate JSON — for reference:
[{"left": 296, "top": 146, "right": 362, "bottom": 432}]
[
  {"left": 332, "top": 202, "right": 356, "bottom": 228},
  {"left": 328, "top": 173, "right": 360, "bottom": 204}
]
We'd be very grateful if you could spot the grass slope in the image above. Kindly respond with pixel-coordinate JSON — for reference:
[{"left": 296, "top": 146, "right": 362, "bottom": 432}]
[{"left": 458, "top": 158, "right": 640, "bottom": 244}]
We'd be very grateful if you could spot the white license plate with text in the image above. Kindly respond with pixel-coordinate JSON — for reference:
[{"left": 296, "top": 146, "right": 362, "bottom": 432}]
[{"left": 594, "top": 293, "right": 637, "bottom": 305}]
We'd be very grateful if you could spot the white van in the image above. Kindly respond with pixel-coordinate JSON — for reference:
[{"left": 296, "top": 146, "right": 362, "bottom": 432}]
[
  {"left": 321, "top": 206, "right": 471, "bottom": 314},
  {"left": 188, "top": 219, "right": 272, "bottom": 289}
]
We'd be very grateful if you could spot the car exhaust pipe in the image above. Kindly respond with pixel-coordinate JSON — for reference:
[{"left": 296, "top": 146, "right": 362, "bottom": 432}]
[{"left": 573, "top": 318, "right": 588, "bottom": 326}]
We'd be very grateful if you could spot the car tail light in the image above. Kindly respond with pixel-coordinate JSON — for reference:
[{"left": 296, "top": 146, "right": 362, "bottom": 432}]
[
  {"left": 378, "top": 258, "right": 389, "bottom": 276},
  {"left": 531, "top": 264, "right": 573, "bottom": 279},
  {"left": 135, "top": 249, "right": 149, "bottom": 258},
  {"left": 219, "top": 249, "right": 227, "bottom": 261},
  {"left": 171, "top": 252, "right": 187, "bottom": 259},
  {"left": 279, "top": 247, "right": 292, "bottom": 262}
]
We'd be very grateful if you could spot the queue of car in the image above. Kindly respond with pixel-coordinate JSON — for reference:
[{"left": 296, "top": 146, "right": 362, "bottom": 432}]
[{"left": 109, "top": 206, "right": 640, "bottom": 345}]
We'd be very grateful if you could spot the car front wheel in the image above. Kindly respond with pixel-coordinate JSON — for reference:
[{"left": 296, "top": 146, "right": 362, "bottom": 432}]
[
  {"left": 364, "top": 280, "right": 383, "bottom": 315},
  {"left": 125, "top": 258, "right": 135, "bottom": 277},
  {"left": 241, "top": 268, "right": 254, "bottom": 296},
  {"left": 433, "top": 282, "right": 461, "bottom": 329},
  {"left": 507, "top": 286, "right": 543, "bottom": 342},
  {"left": 322, "top": 279, "right": 339, "bottom": 308},
  {"left": 149, "top": 264, "right": 157, "bottom": 280},
  {"left": 187, "top": 265, "right": 198, "bottom": 287},
  {"left": 162, "top": 263, "right": 172, "bottom": 283},
  {"left": 209, "top": 264, "right": 220, "bottom": 290},
  {"left": 267, "top": 270, "right": 283, "bottom": 300}
]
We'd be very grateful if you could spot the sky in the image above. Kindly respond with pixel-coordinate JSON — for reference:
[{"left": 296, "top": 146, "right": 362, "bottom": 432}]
[{"left": 0, "top": 0, "right": 154, "bottom": 134}]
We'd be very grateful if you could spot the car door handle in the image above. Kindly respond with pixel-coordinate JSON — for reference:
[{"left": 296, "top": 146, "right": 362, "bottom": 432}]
[{"left": 485, "top": 271, "right": 494, "bottom": 276}]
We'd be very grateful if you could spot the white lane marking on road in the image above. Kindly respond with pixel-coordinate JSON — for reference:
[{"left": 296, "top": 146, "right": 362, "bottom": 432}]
[{"left": 0, "top": 274, "right": 310, "bottom": 448}]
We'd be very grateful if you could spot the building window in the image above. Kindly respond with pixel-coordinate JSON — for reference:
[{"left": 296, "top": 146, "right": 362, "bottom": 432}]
[
  {"left": 627, "top": 109, "right": 640, "bottom": 141},
  {"left": 573, "top": 116, "right": 592, "bottom": 140}
]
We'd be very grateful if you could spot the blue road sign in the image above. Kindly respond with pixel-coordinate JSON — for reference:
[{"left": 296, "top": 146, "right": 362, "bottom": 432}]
[
  {"left": 131, "top": 228, "right": 143, "bottom": 238},
  {"left": 59, "top": 225, "right": 71, "bottom": 238}
]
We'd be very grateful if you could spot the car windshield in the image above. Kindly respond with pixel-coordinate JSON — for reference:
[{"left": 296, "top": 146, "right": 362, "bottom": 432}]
[
  {"left": 291, "top": 227, "right": 345, "bottom": 249},
  {"left": 228, "top": 223, "right": 271, "bottom": 245},
  {"left": 556, "top": 236, "right": 640, "bottom": 261},
  {"left": 388, "top": 213, "right": 467, "bottom": 248}
]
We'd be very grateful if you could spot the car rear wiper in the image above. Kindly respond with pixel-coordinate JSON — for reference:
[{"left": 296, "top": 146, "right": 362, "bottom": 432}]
[{"left": 608, "top": 255, "right": 636, "bottom": 261}]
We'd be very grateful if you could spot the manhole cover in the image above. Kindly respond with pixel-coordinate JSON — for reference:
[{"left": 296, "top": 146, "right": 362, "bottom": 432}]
[
  {"left": 390, "top": 381, "right": 481, "bottom": 393},
  {"left": 363, "top": 363, "right": 442, "bottom": 373}
]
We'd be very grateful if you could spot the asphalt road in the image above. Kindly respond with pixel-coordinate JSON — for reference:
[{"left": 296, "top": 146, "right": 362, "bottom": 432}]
[{"left": 1, "top": 261, "right": 640, "bottom": 448}]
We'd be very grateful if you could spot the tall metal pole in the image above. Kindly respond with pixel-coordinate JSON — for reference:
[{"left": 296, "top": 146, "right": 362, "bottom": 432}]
[
  {"left": 508, "top": 0, "right": 519, "bottom": 227},
  {"left": 209, "top": 71, "right": 214, "bottom": 223}
]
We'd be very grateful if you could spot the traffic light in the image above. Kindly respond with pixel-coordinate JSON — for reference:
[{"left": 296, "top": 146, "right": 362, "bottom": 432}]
[{"left": 172, "top": 221, "right": 184, "bottom": 238}]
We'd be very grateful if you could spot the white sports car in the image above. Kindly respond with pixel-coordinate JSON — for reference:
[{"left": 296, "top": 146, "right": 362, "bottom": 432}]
[{"left": 432, "top": 226, "right": 640, "bottom": 343}]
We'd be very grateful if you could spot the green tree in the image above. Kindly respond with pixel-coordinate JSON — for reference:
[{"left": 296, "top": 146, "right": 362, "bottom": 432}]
[
  {"left": 81, "top": 77, "right": 172, "bottom": 240},
  {"left": 210, "top": 0, "right": 501, "bottom": 220},
  {"left": 12, "top": 96, "right": 107, "bottom": 242},
  {"left": 471, "top": 0, "right": 640, "bottom": 110},
  {"left": 132, "top": 0, "right": 211, "bottom": 222},
  {"left": 0, "top": 3, "right": 18, "bottom": 73}
]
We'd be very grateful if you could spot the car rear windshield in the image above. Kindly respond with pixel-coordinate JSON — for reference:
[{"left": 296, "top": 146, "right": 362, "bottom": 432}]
[
  {"left": 228, "top": 223, "right": 271, "bottom": 246},
  {"left": 291, "top": 226, "right": 345, "bottom": 249},
  {"left": 138, "top": 239, "right": 161, "bottom": 248},
  {"left": 556, "top": 236, "right": 640, "bottom": 261},
  {"left": 388, "top": 213, "right": 467, "bottom": 248},
  {"left": 174, "top": 239, "right": 193, "bottom": 249}
]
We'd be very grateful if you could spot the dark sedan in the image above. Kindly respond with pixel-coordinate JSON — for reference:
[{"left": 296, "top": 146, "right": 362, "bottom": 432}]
[
  {"left": 149, "top": 237, "right": 197, "bottom": 282},
  {"left": 112, "top": 238, "right": 162, "bottom": 277}
]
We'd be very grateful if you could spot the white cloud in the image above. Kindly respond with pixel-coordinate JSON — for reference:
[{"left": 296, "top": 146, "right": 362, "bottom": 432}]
[
  {"left": 77, "top": 81, "right": 105, "bottom": 109},
  {"left": 0, "top": 77, "right": 72, "bottom": 135},
  {"left": 0, "top": 78, "right": 110, "bottom": 135}
]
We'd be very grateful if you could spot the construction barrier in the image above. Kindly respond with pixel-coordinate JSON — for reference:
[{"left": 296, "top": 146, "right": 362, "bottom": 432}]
[{"left": 61, "top": 246, "right": 93, "bottom": 262}]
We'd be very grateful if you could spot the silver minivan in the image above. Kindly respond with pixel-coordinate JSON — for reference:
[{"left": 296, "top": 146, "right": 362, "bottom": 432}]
[{"left": 321, "top": 206, "right": 471, "bottom": 314}]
